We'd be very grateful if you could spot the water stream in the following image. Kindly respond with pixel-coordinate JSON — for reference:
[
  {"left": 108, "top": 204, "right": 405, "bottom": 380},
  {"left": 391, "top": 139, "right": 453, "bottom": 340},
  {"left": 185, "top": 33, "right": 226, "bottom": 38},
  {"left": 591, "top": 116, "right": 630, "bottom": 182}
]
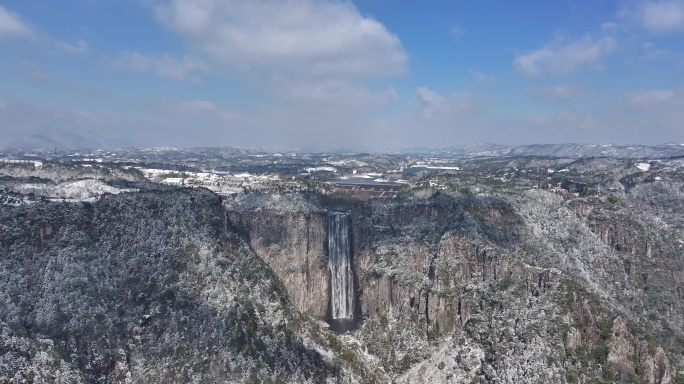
[{"left": 328, "top": 212, "right": 354, "bottom": 319}]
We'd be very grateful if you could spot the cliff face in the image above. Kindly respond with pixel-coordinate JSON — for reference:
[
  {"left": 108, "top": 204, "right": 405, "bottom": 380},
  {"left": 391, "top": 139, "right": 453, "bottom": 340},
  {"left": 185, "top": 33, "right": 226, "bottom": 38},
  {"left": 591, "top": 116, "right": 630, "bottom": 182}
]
[
  {"left": 566, "top": 198, "right": 684, "bottom": 351},
  {"left": 0, "top": 190, "right": 363, "bottom": 383},
  {"left": 6, "top": 186, "right": 678, "bottom": 382},
  {"left": 608, "top": 317, "right": 673, "bottom": 384},
  {"left": 230, "top": 191, "right": 682, "bottom": 383},
  {"left": 349, "top": 195, "right": 524, "bottom": 335},
  {"left": 228, "top": 211, "right": 330, "bottom": 319},
  {"left": 231, "top": 193, "right": 550, "bottom": 333}
]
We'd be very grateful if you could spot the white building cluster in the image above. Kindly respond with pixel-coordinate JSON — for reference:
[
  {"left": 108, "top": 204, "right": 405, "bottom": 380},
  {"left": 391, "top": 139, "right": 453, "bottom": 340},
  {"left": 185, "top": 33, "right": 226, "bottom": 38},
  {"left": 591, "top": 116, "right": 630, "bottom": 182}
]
[
  {"left": 0, "top": 159, "right": 43, "bottom": 169},
  {"left": 137, "top": 167, "right": 292, "bottom": 196}
]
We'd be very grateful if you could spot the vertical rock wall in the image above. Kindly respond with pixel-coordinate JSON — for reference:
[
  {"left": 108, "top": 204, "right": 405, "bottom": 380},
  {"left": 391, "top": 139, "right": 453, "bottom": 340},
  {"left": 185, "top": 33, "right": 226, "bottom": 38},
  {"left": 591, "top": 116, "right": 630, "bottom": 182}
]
[
  {"left": 228, "top": 211, "right": 330, "bottom": 319},
  {"left": 228, "top": 193, "right": 680, "bottom": 382}
]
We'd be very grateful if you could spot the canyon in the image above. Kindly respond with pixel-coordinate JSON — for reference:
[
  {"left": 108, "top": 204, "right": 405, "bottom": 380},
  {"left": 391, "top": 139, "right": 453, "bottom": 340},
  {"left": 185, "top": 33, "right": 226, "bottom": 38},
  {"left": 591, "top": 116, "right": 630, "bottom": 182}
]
[
  {"left": 229, "top": 189, "right": 683, "bottom": 383},
  {"left": 2, "top": 152, "right": 684, "bottom": 383}
]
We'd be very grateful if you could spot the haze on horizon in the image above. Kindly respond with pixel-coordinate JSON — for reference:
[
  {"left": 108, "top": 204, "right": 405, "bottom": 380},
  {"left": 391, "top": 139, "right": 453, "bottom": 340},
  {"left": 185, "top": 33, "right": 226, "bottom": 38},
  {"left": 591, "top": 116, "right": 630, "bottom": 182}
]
[{"left": 1, "top": 0, "right": 683, "bottom": 151}]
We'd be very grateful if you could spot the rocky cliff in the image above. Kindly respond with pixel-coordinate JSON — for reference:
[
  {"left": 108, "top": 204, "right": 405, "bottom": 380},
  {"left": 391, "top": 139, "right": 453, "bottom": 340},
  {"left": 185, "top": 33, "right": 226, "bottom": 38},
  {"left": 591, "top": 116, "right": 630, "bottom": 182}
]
[
  {"left": 0, "top": 189, "right": 377, "bottom": 383},
  {"left": 2, "top": 184, "right": 682, "bottom": 383},
  {"left": 228, "top": 209, "right": 330, "bottom": 320},
  {"left": 230, "top": 190, "right": 683, "bottom": 383}
]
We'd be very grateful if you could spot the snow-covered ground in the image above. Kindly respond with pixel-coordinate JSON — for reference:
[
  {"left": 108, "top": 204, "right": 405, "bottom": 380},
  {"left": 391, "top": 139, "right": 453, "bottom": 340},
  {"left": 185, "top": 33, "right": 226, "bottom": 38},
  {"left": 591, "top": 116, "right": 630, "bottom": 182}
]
[
  {"left": 409, "top": 164, "right": 460, "bottom": 171},
  {"left": 326, "top": 159, "right": 368, "bottom": 167},
  {"left": 0, "top": 194, "right": 35, "bottom": 206},
  {"left": 635, "top": 162, "right": 651, "bottom": 171},
  {"left": 13, "top": 179, "right": 137, "bottom": 200},
  {"left": 304, "top": 166, "right": 337, "bottom": 173}
]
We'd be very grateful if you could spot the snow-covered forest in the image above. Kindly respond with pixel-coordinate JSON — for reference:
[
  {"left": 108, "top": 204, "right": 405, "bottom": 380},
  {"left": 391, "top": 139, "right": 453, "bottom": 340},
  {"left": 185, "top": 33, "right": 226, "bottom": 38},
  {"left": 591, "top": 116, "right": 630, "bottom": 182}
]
[{"left": 1, "top": 153, "right": 684, "bottom": 383}]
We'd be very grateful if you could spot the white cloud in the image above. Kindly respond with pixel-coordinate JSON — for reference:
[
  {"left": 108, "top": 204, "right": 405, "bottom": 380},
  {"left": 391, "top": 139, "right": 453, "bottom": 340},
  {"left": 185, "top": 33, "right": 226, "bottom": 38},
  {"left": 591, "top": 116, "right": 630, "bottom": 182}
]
[
  {"left": 116, "top": 51, "right": 209, "bottom": 82},
  {"left": 530, "top": 85, "right": 587, "bottom": 102},
  {"left": 510, "top": 89, "right": 684, "bottom": 145},
  {"left": 416, "top": 87, "right": 476, "bottom": 120},
  {"left": 601, "top": 22, "right": 618, "bottom": 31},
  {"left": 514, "top": 35, "right": 617, "bottom": 76},
  {"left": 153, "top": 0, "right": 407, "bottom": 77},
  {"left": 0, "top": 100, "right": 133, "bottom": 148},
  {"left": 56, "top": 39, "right": 90, "bottom": 55},
  {"left": 505, "top": 112, "right": 608, "bottom": 143},
  {"left": 0, "top": 5, "right": 31, "bottom": 38},
  {"left": 417, "top": 86, "right": 448, "bottom": 119},
  {"left": 150, "top": 99, "right": 244, "bottom": 122},
  {"left": 629, "top": 1, "right": 684, "bottom": 33},
  {"left": 472, "top": 71, "right": 495, "bottom": 84},
  {"left": 174, "top": 100, "right": 219, "bottom": 113},
  {"left": 128, "top": 0, "right": 409, "bottom": 122},
  {"left": 523, "top": 112, "right": 597, "bottom": 129},
  {"left": 0, "top": 5, "right": 90, "bottom": 55},
  {"left": 623, "top": 41, "right": 684, "bottom": 66},
  {"left": 416, "top": 87, "right": 449, "bottom": 119},
  {"left": 272, "top": 78, "right": 398, "bottom": 106},
  {"left": 417, "top": 87, "right": 447, "bottom": 105},
  {"left": 618, "top": 90, "right": 681, "bottom": 110},
  {"left": 640, "top": 41, "right": 672, "bottom": 61},
  {"left": 358, "top": 87, "right": 488, "bottom": 149},
  {"left": 451, "top": 25, "right": 463, "bottom": 38},
  {"left": 19, "top": 60, "right": 51, "bottom": 81}
]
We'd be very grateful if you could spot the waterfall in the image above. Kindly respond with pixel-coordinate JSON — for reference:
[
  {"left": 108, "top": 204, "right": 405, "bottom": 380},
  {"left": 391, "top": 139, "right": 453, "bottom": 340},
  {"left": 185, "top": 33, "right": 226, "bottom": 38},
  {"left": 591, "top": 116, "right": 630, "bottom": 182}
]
[{"left": 328, "top": 212, "right": 354, "bottom": 319}]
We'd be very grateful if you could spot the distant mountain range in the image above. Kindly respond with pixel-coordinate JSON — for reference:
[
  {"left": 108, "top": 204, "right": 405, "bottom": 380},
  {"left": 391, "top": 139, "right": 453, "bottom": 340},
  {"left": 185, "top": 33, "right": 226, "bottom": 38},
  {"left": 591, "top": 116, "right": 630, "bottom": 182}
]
[
  {"left": 403, "top": 142, "right": 684, "bottom": 158},
  {"left": 0, "top": 126, "right": 131, "bottom": 150},
  {"left": 4, "top": 138, "right": 684, "bottom": 159}
]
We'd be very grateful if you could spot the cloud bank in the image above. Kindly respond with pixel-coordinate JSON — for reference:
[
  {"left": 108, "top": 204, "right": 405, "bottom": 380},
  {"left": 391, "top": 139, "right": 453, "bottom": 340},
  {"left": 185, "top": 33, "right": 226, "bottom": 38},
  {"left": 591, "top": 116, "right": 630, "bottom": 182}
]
[
  {"left": 0, "top": 5, "right": 31, "bottom": 38},
  {"left": 514, "top": 35, "right": 617, "bottom": 76},
  {"left": 626, "top": 0, "right": 684, "bottom": 33},
  {"left": 154, "top": 0, "right": 407, "bottom": 77}
]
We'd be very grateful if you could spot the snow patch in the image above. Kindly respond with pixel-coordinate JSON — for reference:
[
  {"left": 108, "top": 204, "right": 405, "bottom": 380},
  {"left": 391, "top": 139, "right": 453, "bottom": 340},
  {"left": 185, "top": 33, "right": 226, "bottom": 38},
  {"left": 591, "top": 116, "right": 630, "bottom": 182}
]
[
  {"left": 304, "top": 166, "right": 337, "bottom": 173},
  {"left": 15, "top": 179, "right": 137, "bottom": 200},
  {"left": 635, "top": 162, "right": 650, "bottom": 171}
]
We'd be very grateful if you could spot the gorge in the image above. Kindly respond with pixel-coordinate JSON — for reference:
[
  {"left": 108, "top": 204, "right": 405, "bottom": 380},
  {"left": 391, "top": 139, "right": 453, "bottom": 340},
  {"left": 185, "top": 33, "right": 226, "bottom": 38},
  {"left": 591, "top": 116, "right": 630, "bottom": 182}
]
[
  {"left": 2, "top": 170, "right": 684, "bottom": 382},
  {"left": 229, "top": 189, "right": 684, "bottom": 383}
]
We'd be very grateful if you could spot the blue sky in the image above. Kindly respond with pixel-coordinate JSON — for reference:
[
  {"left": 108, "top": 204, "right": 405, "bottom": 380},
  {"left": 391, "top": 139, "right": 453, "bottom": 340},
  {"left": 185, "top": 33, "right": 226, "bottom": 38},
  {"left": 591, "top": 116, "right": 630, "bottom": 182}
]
[{"left": 0, "top": 0, "right": 683, "bottom": 150}]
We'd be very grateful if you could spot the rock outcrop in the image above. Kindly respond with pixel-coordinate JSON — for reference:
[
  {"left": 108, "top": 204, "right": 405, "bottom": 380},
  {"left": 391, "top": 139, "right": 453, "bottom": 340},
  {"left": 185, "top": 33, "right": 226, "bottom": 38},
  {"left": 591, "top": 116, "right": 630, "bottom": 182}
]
[
  {"left": 229, "top": 210, "right": 330, "bottom": 319},
  {"left": 0, "top": 190, "right": 355, "bottom": 383},
  {"left": 230, "top": 191, "right": 683, "bottom": 382},
  {"left": 607, "top": 317, "right": 674, "bottom": 384}
]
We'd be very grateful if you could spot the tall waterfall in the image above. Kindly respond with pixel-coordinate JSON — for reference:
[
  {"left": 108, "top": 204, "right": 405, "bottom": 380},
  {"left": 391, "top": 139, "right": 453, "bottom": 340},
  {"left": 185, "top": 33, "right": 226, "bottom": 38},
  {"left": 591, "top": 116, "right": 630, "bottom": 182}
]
[{"left": 328, "top": 212, "right": 354, "bottom": 319}]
